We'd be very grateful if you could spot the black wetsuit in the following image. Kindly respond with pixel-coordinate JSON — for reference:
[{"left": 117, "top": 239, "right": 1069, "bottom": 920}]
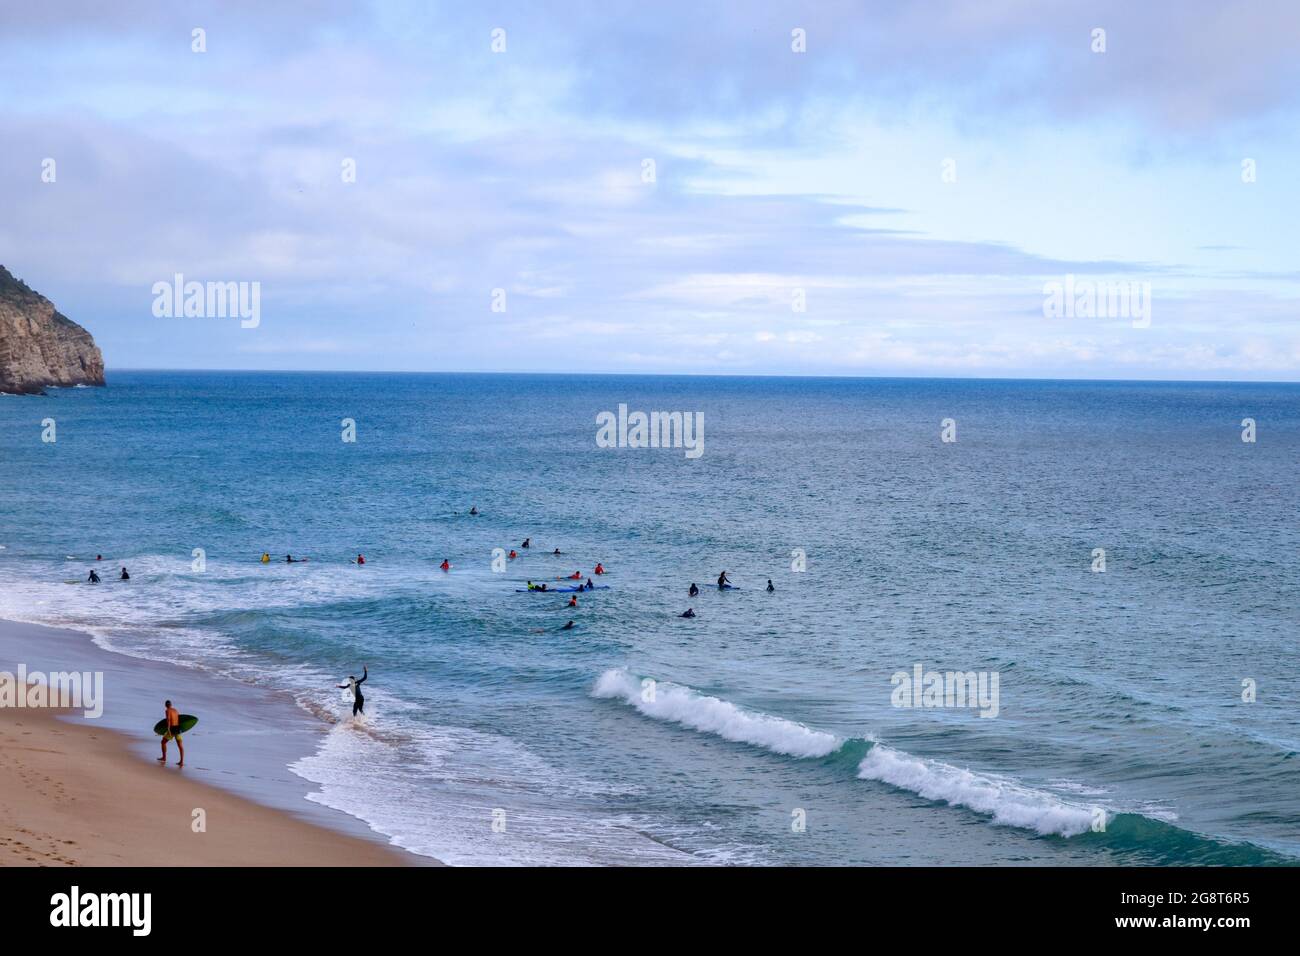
[
  {"left": 120, "top": 569, "right": 130, "bottom": 581},
  {"left": 340, "top": 668, "right": 367, "bottom": 715},
  {"left": 689, "top": 584, "right": 699, "bottom": 596},
  {"left": 87, "top": 571, "right": 101, "bottom": 584}
]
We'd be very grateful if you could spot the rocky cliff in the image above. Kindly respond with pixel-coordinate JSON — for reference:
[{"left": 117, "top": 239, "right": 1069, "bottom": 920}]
[{"left": 0, "top": 266, "right": 105, "bottom": 394}]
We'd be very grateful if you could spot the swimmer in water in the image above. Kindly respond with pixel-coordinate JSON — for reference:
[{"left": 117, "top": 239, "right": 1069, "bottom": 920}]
[
  {"left": 469, "top": 506, "right": 479, "bottom": 515},
  {"left": 553, "top": 548, "right": 562, "bottom": 556},
  {"left": 766, "top": 579, "right": 775, "bottom": 592},
  {"left": 680, "top": 608, "right": 696, "bottom": 618},
  {"left": 337, "top": 665, "right": 368, "bottom": 716},
  {"left": 440, "top": 559, "right": 451, "bottom": 571},
  {"left": 688, "top": 583, "right": 699, "bottom": 597},
  {"left": 561, "top": 620, "right": 576, "bottom": 630},
  {"left": 355, "top": 554, "right": 366, "bottom": 565},
  {"left": 568, "top": 595, "right": 578, "bottom": 607},
  {"left": 509, "top": 550, "right": 518, "bottom": 560},
  {"left": 119, "top": 567, "right": 130, "bottom": 581}
]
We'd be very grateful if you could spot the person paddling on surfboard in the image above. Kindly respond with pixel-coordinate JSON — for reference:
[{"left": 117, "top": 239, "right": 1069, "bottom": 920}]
[
  {"left": 338, "top": 665, "right": 368, "bottom": 717},
  {"left": 681, "top": 608, "right": 696, "bottom": 618},
  {"left": 158, "top": 700, "right": 184, "bottom": 767}
]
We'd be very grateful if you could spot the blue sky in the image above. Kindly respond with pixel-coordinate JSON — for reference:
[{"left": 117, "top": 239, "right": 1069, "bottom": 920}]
[{"left": 3, "top": 1, "right": 1299, "bottom": 379}]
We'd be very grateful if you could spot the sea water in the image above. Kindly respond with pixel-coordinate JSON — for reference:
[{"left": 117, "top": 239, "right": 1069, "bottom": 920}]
[{"left": 1, "top": 371, "right": 1297, "bottom": 865}]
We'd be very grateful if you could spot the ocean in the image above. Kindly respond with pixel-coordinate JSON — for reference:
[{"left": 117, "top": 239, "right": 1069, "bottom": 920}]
[{"left": 1, "top": 370, "right": 1297, "bottom": 865}]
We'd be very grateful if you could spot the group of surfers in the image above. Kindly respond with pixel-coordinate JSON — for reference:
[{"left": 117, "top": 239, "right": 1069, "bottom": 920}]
[{"left": 678, "top": 572, "right": 775, "bottom": 618}]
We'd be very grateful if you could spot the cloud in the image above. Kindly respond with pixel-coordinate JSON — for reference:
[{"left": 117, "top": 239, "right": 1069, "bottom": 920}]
[{"left": 1, "top": 1, "right": 1297, "bottom": 378}]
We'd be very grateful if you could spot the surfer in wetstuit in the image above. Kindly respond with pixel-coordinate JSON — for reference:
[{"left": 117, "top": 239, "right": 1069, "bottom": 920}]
[
  {"left": 338, "top": 665, "right": 368, "bottom": 717},
  {"left": 158, "top": 699, "right": 184, "bottom": 767},
  {"left": 717, "top": 571, "right": 731, "bottom": 589}
]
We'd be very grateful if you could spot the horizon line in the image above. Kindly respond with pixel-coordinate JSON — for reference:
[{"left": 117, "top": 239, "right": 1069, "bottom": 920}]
[{"left": 101, "top": 367, "right": 1300, "bottom": 387}]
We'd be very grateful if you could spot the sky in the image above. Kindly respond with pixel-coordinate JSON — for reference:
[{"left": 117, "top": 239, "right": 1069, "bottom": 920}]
[{"left": 2, "top": 0, "right": 1299, "bottom": 380}]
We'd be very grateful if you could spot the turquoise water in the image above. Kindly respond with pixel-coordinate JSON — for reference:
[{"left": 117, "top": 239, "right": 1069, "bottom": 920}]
[{"left": 1, "top": 370, "right": 1297, "bottom": 865}]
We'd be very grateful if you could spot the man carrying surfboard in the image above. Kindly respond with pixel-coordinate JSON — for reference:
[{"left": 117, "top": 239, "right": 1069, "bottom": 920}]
[{"left": 158, "top": 699, "right": 184, "bottom": 767}]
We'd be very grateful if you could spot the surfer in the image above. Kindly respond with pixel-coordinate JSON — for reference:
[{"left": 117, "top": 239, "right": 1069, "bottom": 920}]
[
  {"left": 355, "top": 554, "right": 366, "bottom": 565},
  {"left": 717, "top": 571, "right": 731, "bottom": 589},
  {"left": 87, "top": 569, "right": 101, "bottom": 584},
  {"left": 260, "top": 553, "right": 270, "bottom": 563},
  {"left": 509, "top": 550, "right": 518, "bottom": 560},
  {"left": 594, "top": 563, "right": 605, "bottom": 575},
  {"left": 338, "top": 665, "right": 368, "bottom": 717},
  {"left": 119, "top": 567, "right": 130, "bottom": 581},
  {"left": 440, "top": 559, "right": 451, "bottom": 571},
  {"left": 553, "top": 548, "right": 562, "bottom": 556},
  {"left": 469, "top": 506, "right": 479, "bottom": 515},
  {"left": 157, "top": 700, "right": 184, "bottom": 767},
  {"left": 688, "top": 583, "right": 699, "bottom": 597},
  {"left": 561, "top": 620, "right": 576, "bottom": 631},
  {"left": 568, "top": 595, "right": 578, "bottom": 607},
  {"left": 584, "top": 579, "right": 595, "bottom": 591},
  {"left": 522, "top": 538, "right": 531, "bottom": 549},
  {"left": 680, "top": 608, "right": 696, "bottom": 618},
  {"left": 96, "top": 554, "right": 102, "bottom": 561},
  {"left": 567, "top": 571, "right": 582, "bottom": 580},
  {"left": 766, "top": 579, "right": 775, "bottom": 592}
]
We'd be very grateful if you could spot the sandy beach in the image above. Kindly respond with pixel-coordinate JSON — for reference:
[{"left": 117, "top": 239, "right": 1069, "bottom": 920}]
[
  {"left": 0, "top": 706, "right": 409, "bottom": 866},
  {"left": 0, "top": 618, "right": 425, "bottom": 866}
]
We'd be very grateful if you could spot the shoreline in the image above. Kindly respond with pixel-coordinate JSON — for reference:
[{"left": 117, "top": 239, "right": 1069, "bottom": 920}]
[{"left": 0, "top": 616, "right": 434, "bottom": 866}]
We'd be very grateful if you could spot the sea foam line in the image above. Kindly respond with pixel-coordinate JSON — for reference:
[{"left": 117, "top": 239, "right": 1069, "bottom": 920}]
[
  {"left": 857, "top": 744, "right": 1102, "bottom": 837},
  {"left": 592, "top": 668, "right": 842, "bottom": 758},
  {"left": 594, "top": 669, "right": 1108, "bottom": 838}
]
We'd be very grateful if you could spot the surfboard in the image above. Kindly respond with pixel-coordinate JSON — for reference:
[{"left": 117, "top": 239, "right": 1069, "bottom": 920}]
[
  {"left": 153, "top": 714, "right": 199, "bottom": 736},
  {"left": 516, "top": 585, "right": 610, "bottom": 593}
]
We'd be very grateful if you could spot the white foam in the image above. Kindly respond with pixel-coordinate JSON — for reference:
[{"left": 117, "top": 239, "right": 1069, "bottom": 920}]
[
  {"left": 857, "top": 744, "right": 1102, "bottom": 837},
  {"left": 592, "top": 668, "right": 842, "bottom": 758}
]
